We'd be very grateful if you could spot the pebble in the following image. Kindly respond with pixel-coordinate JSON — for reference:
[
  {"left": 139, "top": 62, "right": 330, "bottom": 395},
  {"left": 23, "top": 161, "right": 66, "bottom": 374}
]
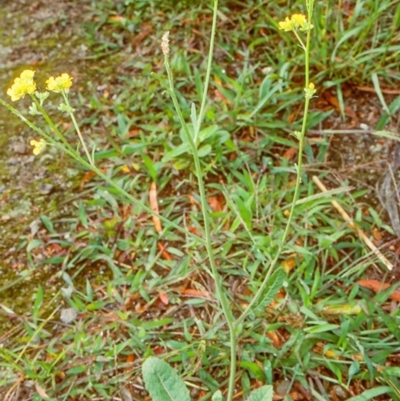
[
  {"left": 38, "top": 183, "right": 54, "bottom": 195},
  {"left": 13, "top": 142, "right": 27, "bottom": 154}
]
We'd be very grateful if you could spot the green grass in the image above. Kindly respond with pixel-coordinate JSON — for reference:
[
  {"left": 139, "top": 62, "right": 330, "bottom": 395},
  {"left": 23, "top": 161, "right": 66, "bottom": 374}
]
[{"left": 1, "top": 0, "right": 400, "bottom": 400}]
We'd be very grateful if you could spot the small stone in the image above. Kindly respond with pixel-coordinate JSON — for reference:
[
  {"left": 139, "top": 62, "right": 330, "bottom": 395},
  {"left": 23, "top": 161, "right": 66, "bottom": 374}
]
[
  {"left": 30, "top": 219, "right": 41, "bottom": 236},
  {"left": 13, "top": 142, "right": 27, "bottom": 154},
  {"left": 60, "top": 308, "right": 78, "bottom": 324},
  {"left": 276, "top": 379, "right": 291, "bottom": 395},
  {"left": 38, "top": 183, "right": 54, "bottom": 195},
  {"left": 332, "top": 384, "right": 348, "bottom": 399}
]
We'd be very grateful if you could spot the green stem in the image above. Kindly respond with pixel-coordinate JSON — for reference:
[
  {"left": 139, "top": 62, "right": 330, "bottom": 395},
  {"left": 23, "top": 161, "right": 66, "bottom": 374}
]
[
  {"left": 62, "top": 91, "right": 94, "bottom": 166},
  {"left": 192, "top": 0, "right": 218, "bottom": 144},
  {"left": 31, "top": 96, "right": 75, "bottom": 154},
  {"left": 235, "top": 12, "right": 314, "bottom": 327},
  {"left": 164, "top": 1, "right": 237, "bottom": 399}
]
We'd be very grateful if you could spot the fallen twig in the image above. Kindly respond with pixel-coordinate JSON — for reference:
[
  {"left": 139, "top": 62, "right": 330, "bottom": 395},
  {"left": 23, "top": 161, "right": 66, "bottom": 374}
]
[{"left": 312, "top": 175, "right": 393, "bottom": 271}]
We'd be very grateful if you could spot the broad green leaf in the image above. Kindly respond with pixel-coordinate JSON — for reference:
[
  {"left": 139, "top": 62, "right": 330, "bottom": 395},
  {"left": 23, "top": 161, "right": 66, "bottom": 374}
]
[
  {"left": 197, "top": 144, "right": 212, "bottom": 158},
  {"left": 142, "top": 357, "right": 190, "bottom": 401},
  {"left": 212, "top": 390, "right": 224, "bottom": 401},
  {"left": 254, "top": 268, "right": 286, "bottom": 311},
  {"left": 162, "top": 143, "right": 191, "bottom": 162},
  {"left": 247, "top": 385, "right": 273, "bottom": 401},
  {"left": 198, "top": 125, "right": 219, "bottom": 142}
]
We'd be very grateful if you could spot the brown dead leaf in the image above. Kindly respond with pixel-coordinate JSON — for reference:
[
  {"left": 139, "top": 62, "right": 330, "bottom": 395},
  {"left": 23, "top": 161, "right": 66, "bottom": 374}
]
[
  {"left": 282, "top": 147, "right": 297, "bottom": 161},
  {"left": 109, "top": 15, "right": 126, "bottom": 22},
  {"left": 131, "top": 23, "right": 153, "bottom": 47},
  {"left": 35, "top": 383, "right": 50, "bottom": 399},
  {"left": 158, "top": 291, "right": 169, "bottom": 305},
  {"left": 358, "top": 279, "right": 400, "bottom": 301},
  {"left": 208, "top": 194, "right": 225, "bottom": 212},
  {"left": 214, "top": 89, "right": 233, "bottom": 106},
  {"left": 157, "top": 242, "right": 172, "bottom": 260},
  {"left": 281, "top": 254, "right": 303, "bottom": 273},
  {"left": 266, "top": 330, "right": 281, "bottom": 348},
  {"left": 323, "top": 90, "right": 358, "bottom": 122},
  {"left": 180, "top": 288, "right": 212, "bottom": 300},
  {"left": 372, "top": 228, "right": 383, "bottom": 241},
  {"left": 149, "top": 181, "right": 162, "bottom": 233}
]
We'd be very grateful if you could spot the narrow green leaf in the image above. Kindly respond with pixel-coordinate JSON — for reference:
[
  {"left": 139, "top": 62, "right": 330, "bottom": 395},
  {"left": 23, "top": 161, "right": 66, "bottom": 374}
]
[
  {"left": 372, "top": 73, "right": 390, "bottom": 115},
  {"left": 66, "top": 365, "right": 88, "bottom": 375},
  {"left": 33, "top": 285, "right": 43, "bottom": 325},
  {"left": 238, "top": 361, "right": 266, "bottom": 381},
  {"left": 247, "top": 385, "right": 273, "bottom": 401},
  {"left": 27, "top": 239, "right": 43, "bottom": 253},
  {"left": 304, "top": 324, "right": 339, "bottom": 333},
  {"left": 190, "top": 102, "right": 197, "bottom": 130},
  {"left": 346, "top": 386, "right": 393, "bottom": 401},
  {"left": 142, "top": 357, "right": 190, "bottom": 401},
  {"left": 40, "top": 215, "right": 54, "bottom": 234}
]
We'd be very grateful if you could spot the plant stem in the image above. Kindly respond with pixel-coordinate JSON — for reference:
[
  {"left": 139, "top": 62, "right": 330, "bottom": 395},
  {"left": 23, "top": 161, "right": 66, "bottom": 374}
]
[
  {"left": 164, "top": 1, "right": 237, "bottom": 399},
  {"left": 235, "top": 10, "right": 314, "bottom": 327},
  {"left": 62, "top": 92, "right": 94, "bottom": 166},
  {"left": 32, "top": 96, "right": 75, "bottom": 154}
]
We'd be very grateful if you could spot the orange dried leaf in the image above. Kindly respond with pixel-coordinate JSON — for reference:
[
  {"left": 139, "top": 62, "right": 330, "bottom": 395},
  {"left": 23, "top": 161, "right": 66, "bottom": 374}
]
[
  {"left": 358, "top": 279, "right": 400, "bottom": 301},
  {"left": 266, "top": 330, "right": 281, "bottom": 348},
  {"left": 157, "top": 242, "right": 172, "bottom": 260},
  {"left": 282, "top": 147, "right": 297, "bottom": 161},
  {"left": 149, "top": 181, "right": 162, "bottom": 233},
  {"left": 281, "top": 254, "right": 302, "bottom": 273},
  {"left": 208, "top": 195, "right": 225, "bottom": 212},
  {"left": 181, "top": 288, "right": 211, "bottom": 299},
  {"left": 109, "top": 15, "right": 126, "bottom": 22},
  {"left": 159, "top": 291, "right": 169, "bottom": 305},
  {"left": 35, "top": 383, "right": 50, "bottom": 399}
]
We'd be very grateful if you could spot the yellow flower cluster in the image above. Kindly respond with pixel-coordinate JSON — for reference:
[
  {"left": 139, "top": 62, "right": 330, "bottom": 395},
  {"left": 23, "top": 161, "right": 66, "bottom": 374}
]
[
  {"left": 7, "top": 70, "right": 74, "bottom": 102},
  {"left": 7, "top": 70, "right": 37, "bottom": 102},
  {"left": 46, "top": 73, "right": 73, "bottom": 93},
  {"left": 30, "top": 138, "right": 46, "bottom": 155},
  {"left": 278, "top": 14, "right": 312, "bottom": 32}
]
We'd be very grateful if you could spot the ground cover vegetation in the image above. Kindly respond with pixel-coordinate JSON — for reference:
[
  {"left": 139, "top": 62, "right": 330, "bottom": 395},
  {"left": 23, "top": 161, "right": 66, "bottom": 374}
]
[{"left": 1, "top": 0, "right": 400, "bottom": 400}]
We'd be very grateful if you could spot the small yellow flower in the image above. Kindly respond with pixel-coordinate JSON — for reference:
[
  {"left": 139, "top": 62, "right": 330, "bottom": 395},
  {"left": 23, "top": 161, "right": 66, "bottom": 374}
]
[
  {"left": 304, "top": 82, "right": 316, "bottom": 99},
  {"left": 278, "top": 17, "right": 294, "bottom": 32},
  {"left": 46, "top": 73, "right": 73, "bottom": 93},
  {"left": 291, "top": 14, "right": 307, "bottom": 26},
  {"left": 7, "top": 69, "right": 37, "bottom": 101},
  {"left": 278, "top": 14, "right": 312, "bottom": 32},
  {"left": 30, "top": 138, "right": 46, "bottom": 155}
]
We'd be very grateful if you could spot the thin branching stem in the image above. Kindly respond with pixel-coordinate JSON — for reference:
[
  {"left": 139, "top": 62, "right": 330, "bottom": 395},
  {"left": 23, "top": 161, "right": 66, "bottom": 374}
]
[
  {"left": 163, "top": 1, "right": 237, "bottom": 399},
  {"left": 235, "top": 7, "right": 314, "bottom": 327}
]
